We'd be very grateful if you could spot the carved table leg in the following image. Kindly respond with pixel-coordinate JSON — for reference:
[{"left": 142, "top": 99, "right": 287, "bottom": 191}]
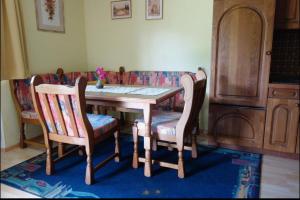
[{"left": 143, "top": 104, "right": 152, "bottom": 177}]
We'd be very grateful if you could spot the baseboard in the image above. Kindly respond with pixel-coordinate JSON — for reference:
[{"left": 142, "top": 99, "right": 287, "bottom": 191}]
[
  {"left": 1, "top": 134, "right": 44, "bottom": 152},
  {"left": 1, "top": 144, "right": 19, "bottom": 152}
]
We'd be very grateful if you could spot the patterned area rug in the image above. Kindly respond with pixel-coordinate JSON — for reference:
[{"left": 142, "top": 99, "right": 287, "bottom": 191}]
[{"left": 1, "top": 135, "right": 262, "bottom": 198}]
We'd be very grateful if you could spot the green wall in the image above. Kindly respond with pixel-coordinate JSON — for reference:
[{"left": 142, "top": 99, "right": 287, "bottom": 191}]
[{"left": 85, "top": 0, "right": 213, "bottom": 129}]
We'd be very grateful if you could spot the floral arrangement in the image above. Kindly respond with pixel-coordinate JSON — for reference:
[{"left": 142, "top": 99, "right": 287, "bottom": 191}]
[
  {"left": 96, "top": 67, "right": 107, "bottom": 80},
  {"left": 44, "top": 0, "right": 56, "bottom": 20}
]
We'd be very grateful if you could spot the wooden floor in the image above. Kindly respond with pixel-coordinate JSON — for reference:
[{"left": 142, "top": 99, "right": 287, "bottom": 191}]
[{"left": 1, "top": 145, "right": 299, "bottom": 198}]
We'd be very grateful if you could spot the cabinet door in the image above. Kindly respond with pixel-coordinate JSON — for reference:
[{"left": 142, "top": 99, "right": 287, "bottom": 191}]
[
  {"left": 264, "top": 98, "right": 299, "bottom": 153},
  {"left": 275, "top": 0, "right": 300, "bottom": 29},
  {"left": 209, "top": 104, "right": 265, "bottom": 148},
  {"left": 210, "top": 0, "right": 275, "bottom": 107}
]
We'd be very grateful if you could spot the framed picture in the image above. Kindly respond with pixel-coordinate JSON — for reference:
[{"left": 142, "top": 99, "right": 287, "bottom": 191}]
[
  {"left": 111, "top": 0, "right": 132, "bottom": 20},
  {"left": 146, "top": 0, "right": 163, "bottom": 20},
  {"left": 35, "top": 0, "right": 65, "bottom": 32}
]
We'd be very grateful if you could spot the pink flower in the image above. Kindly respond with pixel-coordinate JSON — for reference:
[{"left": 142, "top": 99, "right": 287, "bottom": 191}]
[{"left": 96, "top": 67, "right": 107, "bottom": 80}]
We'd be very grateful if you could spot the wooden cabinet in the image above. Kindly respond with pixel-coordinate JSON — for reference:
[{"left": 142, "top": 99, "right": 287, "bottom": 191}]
[
  {"left": 264, "top": 98, "right": 299, "bottom": 153},
  {"left": 275, "top": 0, "right": 300, "bottom": 29},
  {"left": 209, "top": 104, "right": 265, "bottom": 148},
  {"left": 210, "top": 0, "right": 276, "bottom": 107}
]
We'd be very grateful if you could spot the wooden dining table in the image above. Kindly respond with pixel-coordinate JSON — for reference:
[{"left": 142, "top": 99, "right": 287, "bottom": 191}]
[{"left": 85, "top": 84, "right": 183, "bottom": 177}]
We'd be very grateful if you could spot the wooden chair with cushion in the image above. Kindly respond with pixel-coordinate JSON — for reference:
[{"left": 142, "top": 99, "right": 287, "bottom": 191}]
[
  {"left": 10, "top": 78, "right": 45, "bottom": 149},
  {"left": 132, "top": 70, "right": 207, "bottom": 178},
  {"left": 30, "top": 75, "right": 120, "bottom": 185}
]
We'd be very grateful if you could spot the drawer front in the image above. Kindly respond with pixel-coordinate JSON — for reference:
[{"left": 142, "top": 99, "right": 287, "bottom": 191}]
[
  {"left": 268, "top": 87, "right": 299, "bottom": 99},
  {"left": 209, "top": 104, "right": 265, "bottom": 148}
]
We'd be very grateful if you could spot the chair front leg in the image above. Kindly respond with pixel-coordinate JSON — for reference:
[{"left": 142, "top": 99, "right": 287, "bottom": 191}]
[
  {"left": 85, "top": 147, "right": 94, "bottom": 185},
  {"left": 114, "top": 129, "right": 120, "bottom": 162},
  {"left": 132, "top": 124, "right": 139, "bottom": 168},
  {"left": 178, "top": 150, "right": 185, "bottom": 178},
  {"left": 46, "top": 141, "right": 54, "bottom": 175}
]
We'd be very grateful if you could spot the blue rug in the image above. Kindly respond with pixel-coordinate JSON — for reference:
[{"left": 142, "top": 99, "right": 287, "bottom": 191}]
[{"left": 1, "top": 135, "right": 262, "bottom": 198}]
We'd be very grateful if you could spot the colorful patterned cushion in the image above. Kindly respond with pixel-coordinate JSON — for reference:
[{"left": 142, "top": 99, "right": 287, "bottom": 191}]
[
  {"left": 49, "top": 73, "right": 62, "bottom": 84},
  {"left": 87, "top": 114, "right": 118, "bottom": 138},
  {"left": 86, "top": 71, "right": 98, "bottom": 81},
  {"left": 39, "top": 74, "right": 51, "bottom": 84},
  {"left": 135, "top": 111, "right": 181, "bottom": 136},
  {"left": 128, "top": 71, "right": 158, "bottom": 86},
  {"left": 105, "top": 71, "right": 120, "bottom": 84},
  {"left": 38, "top": 94, "right": 117, "bottom": 138},
  {"left": 13, "top": 78, "right": 34, "bottom": 111},
  {"left": 62, "top": 72, "right": 74, "bottom": 85},
  {"left": 73, "top": 72, "right": 88, "bottom": 82},
  {"left": 21, "top": 110, "right": 38, "bottom": 119},
  {"left": 122, "top": 72, "right": 131, "bottom": 84}
]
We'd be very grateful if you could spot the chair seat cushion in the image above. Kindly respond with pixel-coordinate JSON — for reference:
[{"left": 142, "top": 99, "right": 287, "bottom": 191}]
[
  {"left": 135, "top": 111, "right": 181, "bottom": 136},
  {"left": 87, "top": 114, "right": 118, "bottom": 138},
  {"left": 21, "top": 110, "right": 39, "bottom": 119}
]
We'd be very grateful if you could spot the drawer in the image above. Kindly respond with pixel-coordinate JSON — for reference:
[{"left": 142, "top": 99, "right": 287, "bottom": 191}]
[
  {"left": 268, "top": 84, "right": 300, "bottom": 99},
  {"left": 208, "top": 104, "right": 265, "bottom": 148}
]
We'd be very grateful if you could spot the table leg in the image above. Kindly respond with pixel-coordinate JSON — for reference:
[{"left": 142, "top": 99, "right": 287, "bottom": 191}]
[{"left": 143, "top": 104, "right": 152, "bottom": 177}]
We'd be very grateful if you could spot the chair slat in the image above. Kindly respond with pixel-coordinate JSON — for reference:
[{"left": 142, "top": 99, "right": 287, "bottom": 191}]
[
  {"left": 36, "top": 84, "right": 76, "bottom": 95},
  {"left": 63, "top": 95, "right": 79, "bottom": 137},
  {"left": 52, "top": 95, "right": 68, "bottom": 135},
  {"left": 40, "top": 94, "right": 58, "bottom": 134}
]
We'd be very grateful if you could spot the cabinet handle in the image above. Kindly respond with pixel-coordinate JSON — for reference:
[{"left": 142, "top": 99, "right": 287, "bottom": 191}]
[{"left": 266, "top": 51, "right": 272, "bottom": 55}]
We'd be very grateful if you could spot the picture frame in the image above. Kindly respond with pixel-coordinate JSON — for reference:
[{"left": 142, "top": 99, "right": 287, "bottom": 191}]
[
  {"left": 111, "top": 0, "right": 132, "bottom": 20},
  {"left": 35, "top": 0, "right": 65, "bottom": 33},
  {"left": 146, "top": 0, "right": 163, "bottom": 20}
]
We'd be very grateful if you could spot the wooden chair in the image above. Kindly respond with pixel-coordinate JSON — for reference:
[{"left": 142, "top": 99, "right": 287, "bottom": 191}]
[
  {"left": 30, "top": 75, "right": 120, "bottom": 185},
  {"left": 132, "top": 71, "right": 207, "bottom": 178},
  {"left": 9, "top": 79, "right": 44, "bottom": 149}
]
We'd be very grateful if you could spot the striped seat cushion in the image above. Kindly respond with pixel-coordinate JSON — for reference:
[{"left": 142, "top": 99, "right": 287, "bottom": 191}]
[
  {"left": 87, "top": 114, "right": 118, "bottom": 138},
  {"left": 135, "top": 111, "right": 181, "bottom": 136},
  {"left": 21, "top": 110, "right": 39, "bottom": 119}
]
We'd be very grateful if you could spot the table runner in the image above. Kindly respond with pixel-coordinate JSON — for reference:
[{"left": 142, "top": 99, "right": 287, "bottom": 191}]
[
  {"left": 85, "top": 85, "right": 170, "bottom": 96},
  {"left": 128, "top": 88, "right": 170, "bottom": 95}
]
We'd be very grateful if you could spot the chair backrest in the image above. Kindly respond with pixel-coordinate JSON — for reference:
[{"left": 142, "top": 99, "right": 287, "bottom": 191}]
[
  {"left": 30, "top": 75, "right": 94, "bottom": 145},
  {"left": 175, "top": 71, "right": 207, "bottom": 148}
]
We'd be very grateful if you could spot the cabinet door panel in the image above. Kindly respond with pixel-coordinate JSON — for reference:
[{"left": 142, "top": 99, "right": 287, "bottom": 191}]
[
  {"left": 275, "top": 0, "right": 300, "bottom": 29},
  {"left": 264, "top": 98, "right": 299, "bottom": 153},
  {"left": 209, "top": 104, "right": 265, "bottom": 148},
  {"left": 210, "top": 0, "right": 275, "bottom": 107}
]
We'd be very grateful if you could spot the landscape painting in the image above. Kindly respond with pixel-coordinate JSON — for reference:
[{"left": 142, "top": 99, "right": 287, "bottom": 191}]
[{"left": 111, "top": 0, "right": 132, "bottom": 19}]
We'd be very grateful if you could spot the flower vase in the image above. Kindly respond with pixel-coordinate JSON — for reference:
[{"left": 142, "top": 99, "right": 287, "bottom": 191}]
[{"left": 96, "top": 79, "right": 103, "bottom": 89}]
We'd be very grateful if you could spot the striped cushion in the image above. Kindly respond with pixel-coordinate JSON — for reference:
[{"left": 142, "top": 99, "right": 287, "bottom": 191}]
[
  {"left": 21, "top": 110, "right": 38, "bottom": 119},
  {"left": 128, "top": 71, "right": 158, "bottom": 86},
  {"left": 87, "top": 114, "right": 118, "bottom": 138},
  {"left": 13, "top": 79, "right": 33, "bottom": 111},
  {"left": 135, "top": 111, "right": 181, "bottom": 136}
]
